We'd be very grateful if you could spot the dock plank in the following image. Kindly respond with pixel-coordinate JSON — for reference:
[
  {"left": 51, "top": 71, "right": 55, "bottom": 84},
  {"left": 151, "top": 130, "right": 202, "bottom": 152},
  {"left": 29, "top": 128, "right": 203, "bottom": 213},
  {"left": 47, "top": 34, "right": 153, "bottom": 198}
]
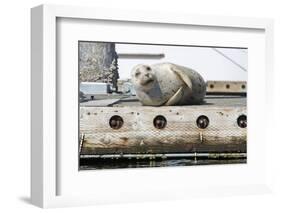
[{"left": 80, "top": 96, "right": 246, "bottom": 155}]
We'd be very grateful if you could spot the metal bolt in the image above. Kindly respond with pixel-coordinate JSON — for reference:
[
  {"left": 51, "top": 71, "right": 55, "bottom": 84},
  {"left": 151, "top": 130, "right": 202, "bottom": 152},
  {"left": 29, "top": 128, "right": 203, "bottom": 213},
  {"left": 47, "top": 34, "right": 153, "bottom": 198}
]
[
  {"left": 153, "top": 115, "right": 167, "bottom": 129},
  {"left": 109, "top": 115, "right": 124, "bottom": 129},
  {"left": 237, "top": 115, "right": 247, "bottom": 128},
  {"left": 196, "top": 115, "right": 209, "bottom": 129}
]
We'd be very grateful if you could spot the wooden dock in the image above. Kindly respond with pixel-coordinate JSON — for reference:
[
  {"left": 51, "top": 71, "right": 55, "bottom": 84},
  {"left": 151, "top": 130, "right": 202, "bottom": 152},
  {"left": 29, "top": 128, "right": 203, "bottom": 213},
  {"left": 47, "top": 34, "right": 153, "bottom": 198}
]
[{"left": 80, "top": 95, "right": 246, "bottom": 156}]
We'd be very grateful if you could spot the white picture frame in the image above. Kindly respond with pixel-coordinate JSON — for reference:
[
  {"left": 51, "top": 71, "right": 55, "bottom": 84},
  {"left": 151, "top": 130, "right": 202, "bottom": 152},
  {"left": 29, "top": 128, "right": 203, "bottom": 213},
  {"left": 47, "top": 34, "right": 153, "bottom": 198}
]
[{"left": 31, "top": 4, "right": 274, "bottom": 208}]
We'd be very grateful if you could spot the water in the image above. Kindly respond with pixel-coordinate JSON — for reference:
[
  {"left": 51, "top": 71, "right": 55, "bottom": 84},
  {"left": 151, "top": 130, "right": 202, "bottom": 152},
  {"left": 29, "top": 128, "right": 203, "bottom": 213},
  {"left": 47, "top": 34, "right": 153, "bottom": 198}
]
[{"left": 79, "top": 158, "right": 246, "bottom": 170}]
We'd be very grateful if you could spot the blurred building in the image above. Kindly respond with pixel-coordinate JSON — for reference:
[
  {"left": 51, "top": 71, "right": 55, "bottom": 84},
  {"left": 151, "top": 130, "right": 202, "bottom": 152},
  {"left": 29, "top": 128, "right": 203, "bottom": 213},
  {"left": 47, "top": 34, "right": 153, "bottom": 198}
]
[{"left": 79, "top": 42, "right": 119, "bottom": 90}]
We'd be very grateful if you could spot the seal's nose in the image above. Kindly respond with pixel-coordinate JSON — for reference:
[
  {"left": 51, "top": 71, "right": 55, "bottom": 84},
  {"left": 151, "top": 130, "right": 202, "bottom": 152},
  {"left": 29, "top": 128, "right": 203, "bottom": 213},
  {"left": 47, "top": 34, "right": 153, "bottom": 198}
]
[{"left": 145, "top": 73, "right": 150, "bottom": 78}]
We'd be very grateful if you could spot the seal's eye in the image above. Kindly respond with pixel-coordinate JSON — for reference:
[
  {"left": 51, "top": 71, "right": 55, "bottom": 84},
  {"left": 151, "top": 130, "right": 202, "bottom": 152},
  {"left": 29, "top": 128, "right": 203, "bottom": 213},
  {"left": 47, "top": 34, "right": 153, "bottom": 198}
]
[
  {"left": 146, "top": 66, "right": 151, "bottom": 71},
  {"left": 135, "top": 72, "right": 140, "bottom": 77}
]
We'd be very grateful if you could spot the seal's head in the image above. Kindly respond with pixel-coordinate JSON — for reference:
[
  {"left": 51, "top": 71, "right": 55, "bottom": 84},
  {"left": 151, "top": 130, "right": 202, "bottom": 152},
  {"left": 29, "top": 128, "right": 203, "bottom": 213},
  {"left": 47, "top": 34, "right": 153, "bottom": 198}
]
[{"left": 131, "top": 64, "right": 156, "bottom": 91}]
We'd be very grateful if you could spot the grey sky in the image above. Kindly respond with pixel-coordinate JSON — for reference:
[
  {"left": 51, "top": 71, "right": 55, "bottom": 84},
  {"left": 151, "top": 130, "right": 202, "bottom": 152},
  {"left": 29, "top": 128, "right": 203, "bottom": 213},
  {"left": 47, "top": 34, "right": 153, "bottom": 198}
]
[{"left": 116, "top": 43, "right": 247, "bottom": 81}]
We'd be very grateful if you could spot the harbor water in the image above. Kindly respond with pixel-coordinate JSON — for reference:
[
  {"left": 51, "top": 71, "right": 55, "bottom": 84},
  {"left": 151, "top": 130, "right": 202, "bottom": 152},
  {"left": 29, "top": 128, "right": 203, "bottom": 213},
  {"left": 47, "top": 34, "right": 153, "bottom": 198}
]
[{"left": 79, "top": 158, "right": 246, "bottom": 170}]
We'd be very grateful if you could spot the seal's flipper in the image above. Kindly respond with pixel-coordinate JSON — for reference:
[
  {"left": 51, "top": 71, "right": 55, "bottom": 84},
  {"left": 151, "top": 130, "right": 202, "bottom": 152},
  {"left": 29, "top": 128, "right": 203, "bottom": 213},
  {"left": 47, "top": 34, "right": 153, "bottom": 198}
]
[
  {"left": 171, "top": 65, "right": 193, "bottom": 89},
  {"left": 164, "top": 87, "right": 184, "bottom": 106}
]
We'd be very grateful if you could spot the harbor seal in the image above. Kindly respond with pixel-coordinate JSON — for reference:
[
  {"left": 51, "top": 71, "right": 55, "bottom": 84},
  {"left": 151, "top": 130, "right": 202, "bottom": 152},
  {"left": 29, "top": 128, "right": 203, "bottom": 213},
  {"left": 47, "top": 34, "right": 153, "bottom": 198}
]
[{"left": 131, "top": 62, "right": 206, "bottom": 106}]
